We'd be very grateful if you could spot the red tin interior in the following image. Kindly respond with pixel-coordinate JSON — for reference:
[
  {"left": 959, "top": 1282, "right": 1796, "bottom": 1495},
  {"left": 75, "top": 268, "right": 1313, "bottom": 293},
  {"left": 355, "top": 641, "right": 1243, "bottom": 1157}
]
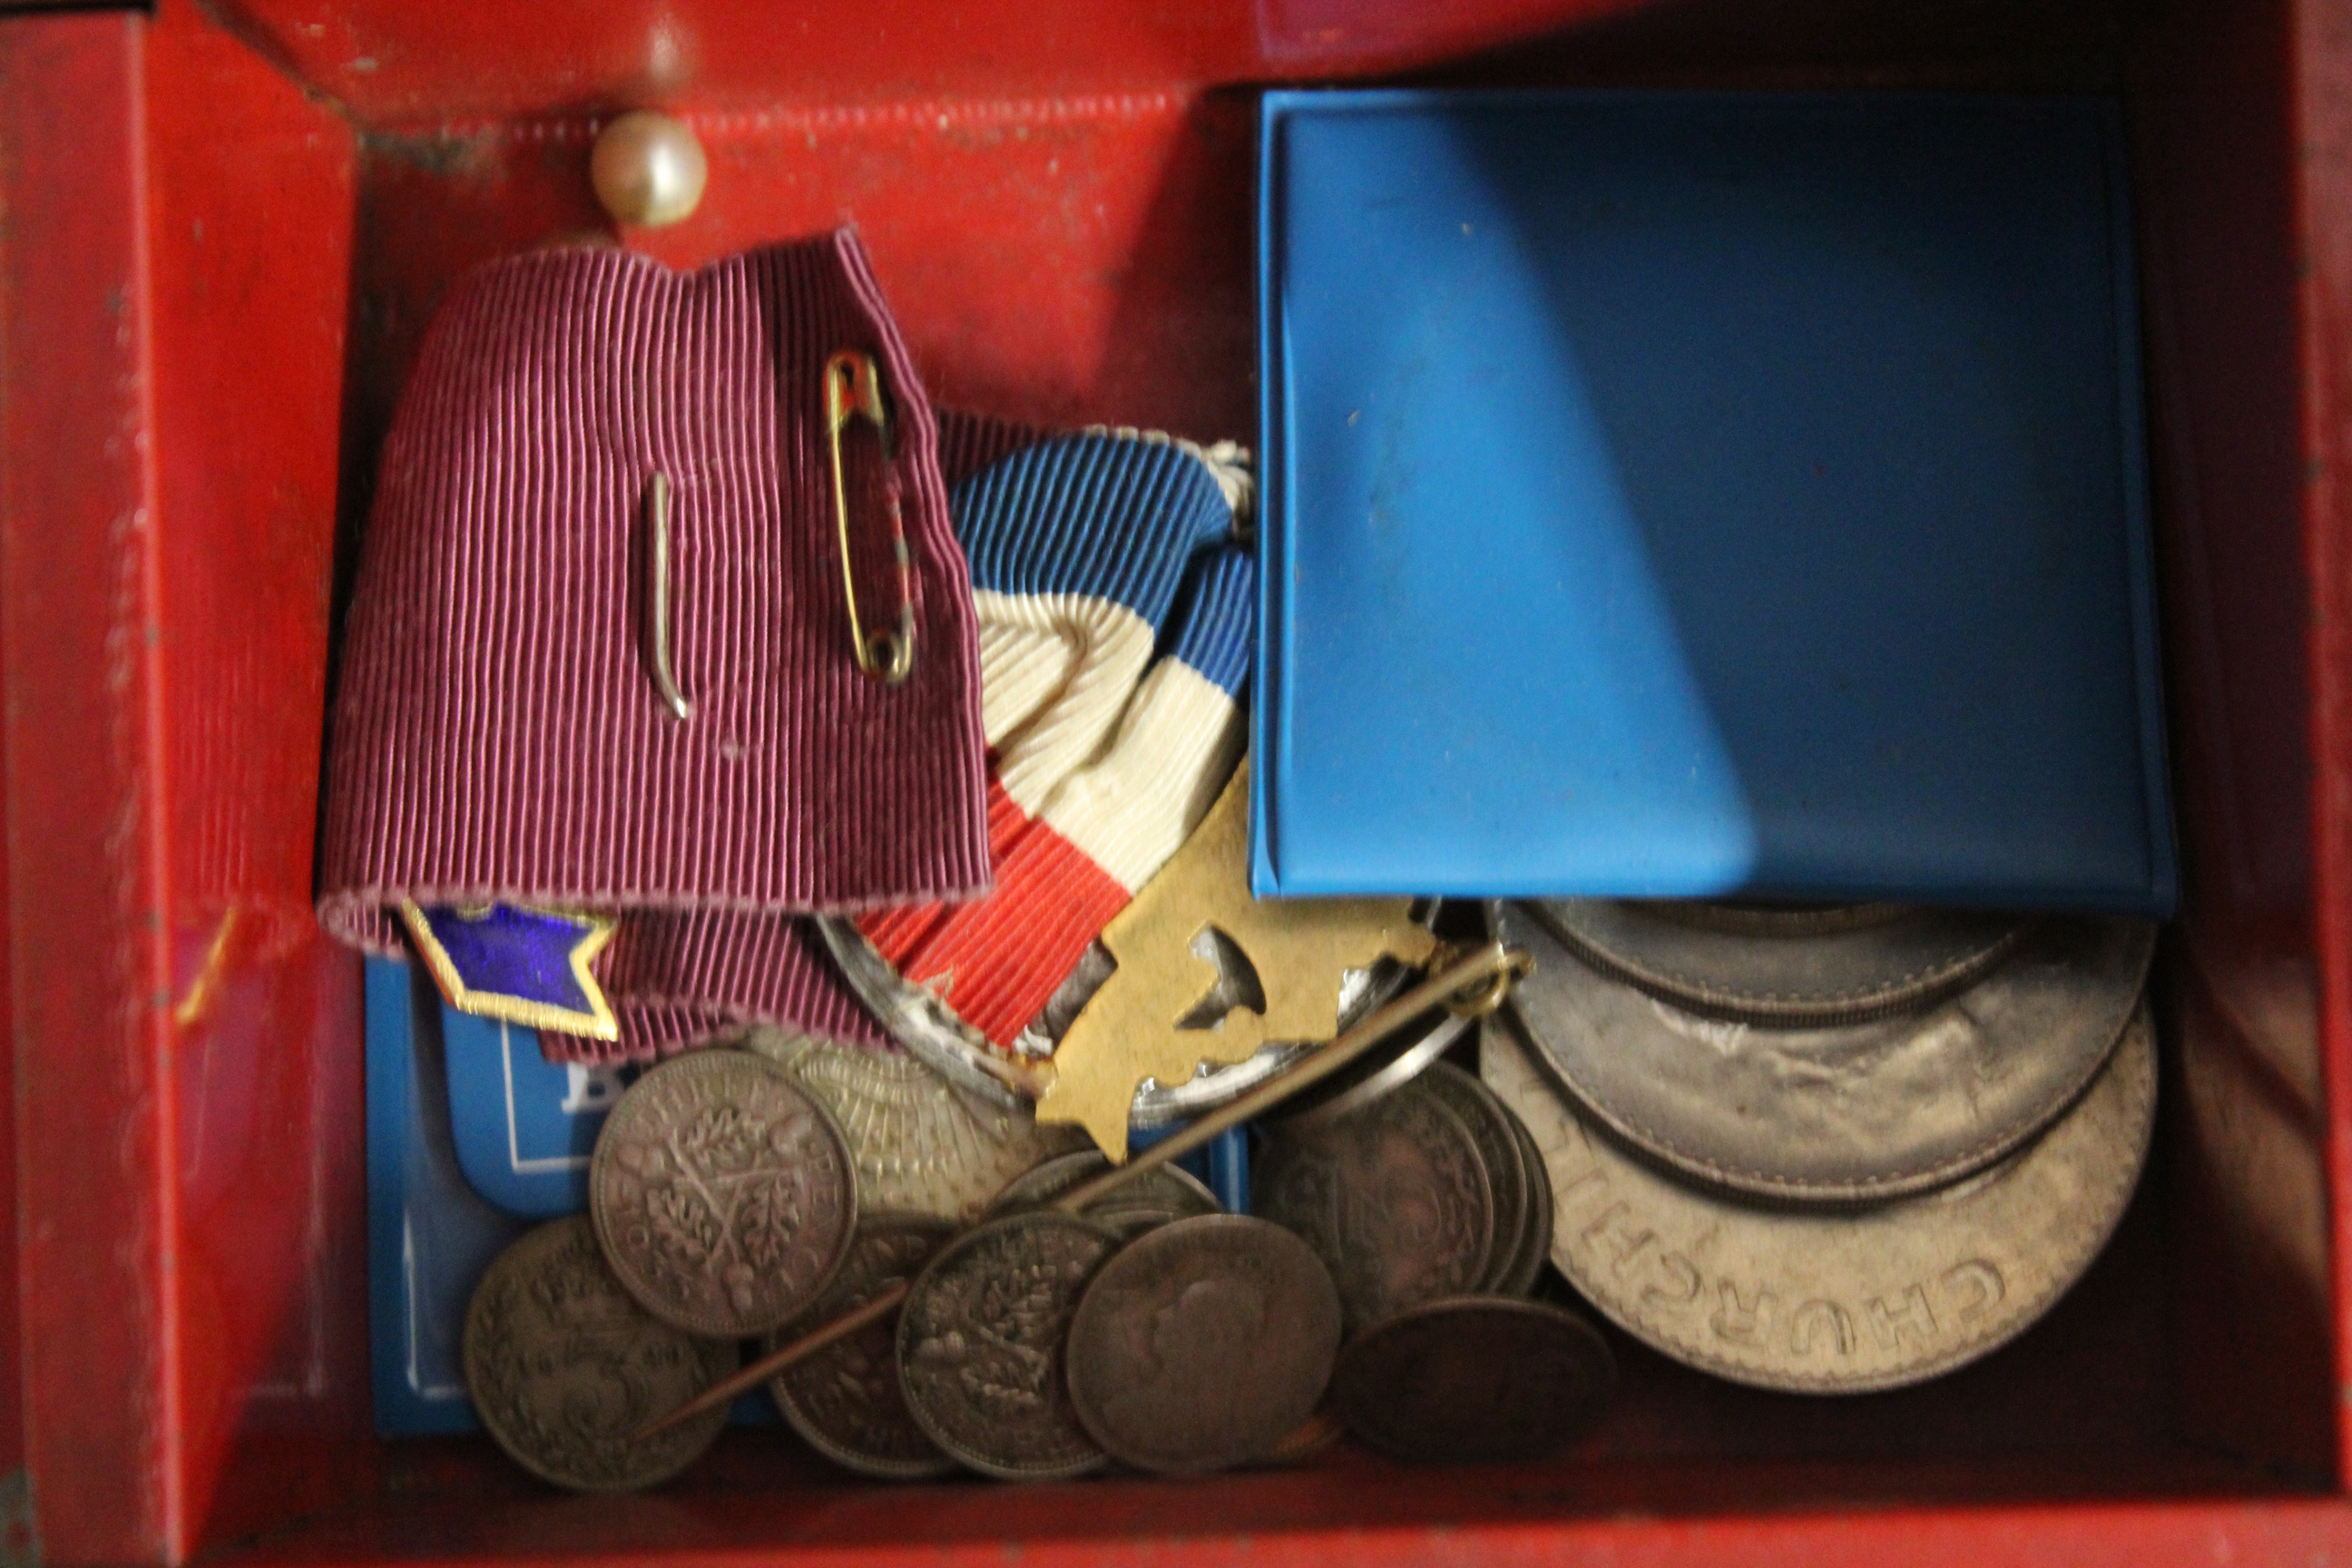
[{"left": 4, "top": 0, "right": 2351, "bottom": 1562}]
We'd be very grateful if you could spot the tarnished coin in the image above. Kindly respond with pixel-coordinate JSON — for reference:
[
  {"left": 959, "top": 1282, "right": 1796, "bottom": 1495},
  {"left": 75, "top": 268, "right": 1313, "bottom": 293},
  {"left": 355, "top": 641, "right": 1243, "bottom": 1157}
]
[
  {"left": 1255, "top": 1408, "right": 1346, "bottom": 1467},
  {"left": 1484, "top": 1004, "right": 2157, "bottom": 1393},
  {"left": 1498, "top": 904, "right": 2155, "bottom": 1202},
  {"left": 988, "top": 1149, "right": 1222, "bottom": 1239},
  {"left": 750, "top": 1029, "right": 1086, "bottom": 1220},
  {"left": 590, "top": 1050, "right": 857, "bottom": 1337},
  {"left": 897, "top": 1210, "right": 1122, "bottom": 1480},
  {"left": 768, "top": 1213, "right": 958, "bottom": 1481},
  {"left": 1272, "top": 1008, "right": 1471, "bottom": 1132},
  {"left": 1412, "top": 1063, "right": 1534, "bottom": 1296},
  {"left": 1255, "top": 1077, "right": 1495, "bottom": 1331},
  {"left": 1065, "top": 1215, "right": 1343, "bottom": 1475},
  {"left": 463, "top": 1217, "right": 738, "bottom": 1493},
  {"left": 1332, "top": 1297, "right": 1616, "bottom": 1464},
  {"left": 1493, "top": 1105, "right": 1554, "bottom": 1298},
  {"left": 1530, "top": 899, "right": 2027, "bottom": 1024}
]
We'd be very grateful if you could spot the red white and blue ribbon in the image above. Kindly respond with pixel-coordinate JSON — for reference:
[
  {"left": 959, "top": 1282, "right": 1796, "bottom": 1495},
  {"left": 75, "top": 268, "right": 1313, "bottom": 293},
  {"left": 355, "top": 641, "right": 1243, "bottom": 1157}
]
[{"left": 858, "top": 433, "right": 1254, "bottom": 1052}]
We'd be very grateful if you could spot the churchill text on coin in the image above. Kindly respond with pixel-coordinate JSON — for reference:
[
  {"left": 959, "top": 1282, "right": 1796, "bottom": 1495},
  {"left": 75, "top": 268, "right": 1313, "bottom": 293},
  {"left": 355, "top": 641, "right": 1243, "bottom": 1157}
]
[{"left": 1483, "top": 1007, "right": 2156, "bottom": 1393}]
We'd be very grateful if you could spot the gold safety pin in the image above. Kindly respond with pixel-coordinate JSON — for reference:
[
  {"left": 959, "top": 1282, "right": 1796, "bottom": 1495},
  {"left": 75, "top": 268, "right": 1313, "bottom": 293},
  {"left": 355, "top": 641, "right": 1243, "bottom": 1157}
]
[{"left": 824, "top": 349, "right": 916, "bottom": 684}]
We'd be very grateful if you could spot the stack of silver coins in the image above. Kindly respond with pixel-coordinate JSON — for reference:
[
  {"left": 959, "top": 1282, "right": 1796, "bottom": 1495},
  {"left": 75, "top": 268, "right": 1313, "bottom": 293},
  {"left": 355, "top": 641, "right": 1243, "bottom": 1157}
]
[
  {"left": 456, "top": 897, "right": 2154, "bottom": 1492},
  {"left": 458, "top": 1040, "right": 1394, "bottom": 1489},
  {"left": 1251, "top": 1058, "right": 1617, "bottom": 1463},
  {"left": 1485, "top": 901, "right": 2158, "bottom": 1394},
  {"left": 459, "top": 986, "right": 1626, "bottom": 1490}
]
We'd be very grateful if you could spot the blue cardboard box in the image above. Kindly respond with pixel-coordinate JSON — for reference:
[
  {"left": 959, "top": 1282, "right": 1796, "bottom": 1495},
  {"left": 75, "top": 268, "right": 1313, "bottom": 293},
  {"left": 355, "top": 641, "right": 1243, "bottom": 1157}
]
[{"left": 1254, "top": 91, "right": 2174, "bottom": 913}]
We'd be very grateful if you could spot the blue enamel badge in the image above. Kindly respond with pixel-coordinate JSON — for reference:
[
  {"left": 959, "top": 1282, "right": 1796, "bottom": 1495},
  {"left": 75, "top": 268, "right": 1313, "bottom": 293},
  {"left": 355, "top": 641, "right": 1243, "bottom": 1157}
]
[{"left": 397, "top": 899, "right": 619, "bottom": 1041}]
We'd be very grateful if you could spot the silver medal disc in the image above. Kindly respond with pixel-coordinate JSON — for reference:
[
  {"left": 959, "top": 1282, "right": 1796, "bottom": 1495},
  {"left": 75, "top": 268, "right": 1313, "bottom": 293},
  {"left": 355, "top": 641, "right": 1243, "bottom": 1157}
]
[
  {"left": 1496, "top": 903, "right": 2154, "bottom": 1203},
  {"left": 1484, "top": 1004, "right": 2156, "bottom": 1394},
  {"left": 1529, "top": 899, "right": 2030, "bottom": 1025}
]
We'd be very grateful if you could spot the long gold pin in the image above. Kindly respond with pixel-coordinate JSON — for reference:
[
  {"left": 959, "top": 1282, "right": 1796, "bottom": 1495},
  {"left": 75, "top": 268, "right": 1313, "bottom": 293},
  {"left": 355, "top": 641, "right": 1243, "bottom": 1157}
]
[{"left": 631, "top": 940, "right": 1527, "bottom": 1441}]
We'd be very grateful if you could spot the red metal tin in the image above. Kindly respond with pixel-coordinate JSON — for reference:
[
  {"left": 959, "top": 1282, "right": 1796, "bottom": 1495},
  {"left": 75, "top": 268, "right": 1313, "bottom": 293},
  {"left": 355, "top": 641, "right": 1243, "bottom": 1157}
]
[{"left": 3, "top": 0, "right": 2348, "bottom": 1562}]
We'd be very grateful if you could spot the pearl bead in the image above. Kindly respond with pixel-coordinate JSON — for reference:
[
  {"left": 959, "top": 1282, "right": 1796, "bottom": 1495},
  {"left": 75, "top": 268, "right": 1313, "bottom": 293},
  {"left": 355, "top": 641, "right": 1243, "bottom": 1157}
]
[{"left": 591, "top": 111, "right": 708, "bottom": 229}]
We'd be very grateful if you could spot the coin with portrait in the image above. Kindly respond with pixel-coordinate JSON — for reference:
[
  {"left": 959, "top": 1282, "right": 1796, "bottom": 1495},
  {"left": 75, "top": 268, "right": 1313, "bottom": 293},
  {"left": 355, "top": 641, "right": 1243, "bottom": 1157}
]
[
  {"left": 1483, "top": 1004, "right": 2157, "bottom": 1393},
  {"left": 1332, "top": 1296, "right": 1615, "bottom": 1464},
  {"left": 1065, "top": 1215, "right": 1342, "bottom": 1475},
  {"left": 1497, "top": 904, "right": 2155, "bottom": 1203}
]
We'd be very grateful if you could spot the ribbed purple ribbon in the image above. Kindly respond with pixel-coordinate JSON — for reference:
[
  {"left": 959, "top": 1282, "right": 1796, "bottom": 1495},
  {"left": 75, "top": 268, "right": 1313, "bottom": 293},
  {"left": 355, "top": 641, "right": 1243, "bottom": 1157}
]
[{"left": 318, "top": 232, "right": 993, "bottom": 1059}]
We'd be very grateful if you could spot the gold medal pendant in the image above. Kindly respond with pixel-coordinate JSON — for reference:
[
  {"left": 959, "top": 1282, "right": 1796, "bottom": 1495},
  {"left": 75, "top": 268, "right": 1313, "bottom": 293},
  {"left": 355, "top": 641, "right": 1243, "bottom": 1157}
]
[{"left": 1037, "top": 761, "right": 1437, "bottom": 1159}]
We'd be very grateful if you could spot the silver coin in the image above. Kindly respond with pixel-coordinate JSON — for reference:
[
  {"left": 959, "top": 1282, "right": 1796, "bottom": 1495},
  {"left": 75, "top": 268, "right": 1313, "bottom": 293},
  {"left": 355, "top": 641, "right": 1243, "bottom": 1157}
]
[
  {"left": 1497, "top": 904, "right": 2155, "bottom": 1202},
  {"left": 748, "top": 1029, "right": 1086, "bottom": 1220},
  {"left": 589, "top": 1050, "right": 858, "bottom": 1338},
  {"left": 987, "top": 1149, "right": 1222, "bottom": 1240},
  {"left": 1064, "top": 1215, "right": 1343, "bottom": 1475},
  {"left": 1529, "top": 899, "right": 2028, "bottom": 1025},
  {"left": 1254, "top": 1077, "right": 1495, "bottom": 1332},
  {"left": 1494, "top": 1100, "right": 1554, "bottom": 1298},
  {"left": 1332, "top": 1296, "right": 1615, "bottom": 1464},
  {"left": 1482, "top": 1004, "right": 2157, "bottom": 1394},
  {"left": 1271, "top": 1009, "right": 1472, "bottom": 1132},
  {"left": 897, "top": 1210, "right": 1121, "bottom": 1480},
  {"left": 463, "top": 1217, "right": 738, "bottom": 1493},
  {"left": 768, "top": 1213, "right": 958, "bottom": 1481},
  {"left": 1411, "top": 1062, "right": 1534, "bottom": 1296}
]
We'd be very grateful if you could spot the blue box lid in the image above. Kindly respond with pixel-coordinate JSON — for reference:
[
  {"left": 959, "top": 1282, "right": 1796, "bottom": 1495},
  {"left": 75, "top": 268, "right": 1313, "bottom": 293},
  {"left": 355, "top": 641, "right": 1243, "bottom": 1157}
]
[{"left": 1253, "top": 90, "right": 2174, "bottom": 913}]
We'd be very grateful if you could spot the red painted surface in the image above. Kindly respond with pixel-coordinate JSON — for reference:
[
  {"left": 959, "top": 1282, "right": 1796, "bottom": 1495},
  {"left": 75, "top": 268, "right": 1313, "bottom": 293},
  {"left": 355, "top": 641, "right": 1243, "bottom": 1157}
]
[
  {"left": 208, "top": 0, "right": 1621, "bottom": 128},
  {"left": 345, "top": 96, "right": 1259, "bottom": 456},
  {"left": 141, "top": 3, "right": 369, "bottom": 1554},
  {"left": 0, "top": 3, "right": 368, "bottom": 1560},
  {"left": 2128, "top": 0, "right": 2335, "bottom": 1478},
  {"left": 0, "top": 13, "right": 179, "bottom": 1563},
  {"left": 5, "top": 0, "right": 2352, "bottom": 1562},
  {"left": 2297, "top": 0, "right": 2352, "bottom": 1494},
  {"left": 214, "top": 1487, "right": 2352, "bottom": 1568}
]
